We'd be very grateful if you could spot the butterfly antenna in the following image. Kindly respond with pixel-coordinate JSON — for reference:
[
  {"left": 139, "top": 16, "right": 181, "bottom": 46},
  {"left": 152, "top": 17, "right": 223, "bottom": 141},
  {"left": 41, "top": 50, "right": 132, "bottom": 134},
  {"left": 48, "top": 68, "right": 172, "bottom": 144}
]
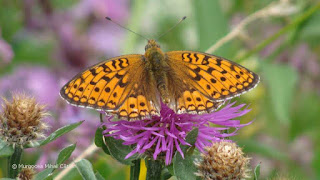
[
  {"left": 156, "top": 16, "right": 187, "bottom": 40},
  {"left": 105, "top": 17, "right": 149, "bottom": 41}
]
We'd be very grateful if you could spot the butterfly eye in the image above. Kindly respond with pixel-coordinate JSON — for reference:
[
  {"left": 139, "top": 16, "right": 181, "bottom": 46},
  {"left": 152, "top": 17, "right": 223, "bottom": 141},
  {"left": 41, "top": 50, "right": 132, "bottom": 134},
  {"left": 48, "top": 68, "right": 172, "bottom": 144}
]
[{"left": 145, "top": 45, "right": 150, "bottom": 51}]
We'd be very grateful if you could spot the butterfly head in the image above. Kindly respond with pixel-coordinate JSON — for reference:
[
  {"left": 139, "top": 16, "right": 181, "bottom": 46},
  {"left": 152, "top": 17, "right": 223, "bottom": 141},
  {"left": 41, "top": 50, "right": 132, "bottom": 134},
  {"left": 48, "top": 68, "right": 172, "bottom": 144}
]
[
  {"left": 145, "top": 39, "right": 160, "bottom": 51},
  {"left": 144, "top": 39, "right": 164, "bottom": 60}
]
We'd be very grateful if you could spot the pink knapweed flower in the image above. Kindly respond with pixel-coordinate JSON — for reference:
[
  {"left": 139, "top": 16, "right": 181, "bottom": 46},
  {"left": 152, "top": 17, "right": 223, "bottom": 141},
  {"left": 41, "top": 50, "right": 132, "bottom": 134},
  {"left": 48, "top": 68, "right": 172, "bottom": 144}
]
[{"left": 103, "top": 101, "right": 251, "bottom": 165}]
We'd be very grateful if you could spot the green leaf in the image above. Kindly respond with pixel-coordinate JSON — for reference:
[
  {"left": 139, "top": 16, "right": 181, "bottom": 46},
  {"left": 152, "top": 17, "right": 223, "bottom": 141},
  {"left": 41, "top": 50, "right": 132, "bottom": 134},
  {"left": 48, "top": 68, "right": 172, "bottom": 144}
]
[
  {"left": 26, "top": 121, "right": 84, "bottom": 148},
  {"left": 262, "top": 63, "right": 298, "bottom": 124},
  {"left": 312, "top": 147, "right": 320, "bottom": 180},
  {"left": 254, "top": 163, "right": 261, "bottom": 180},
  {"left": 185, "top": 128, "right": 198, "bottom": 146},
  {"left": 290, "top": 93, "right": 320, "bottom": 139},
  {"left": 161, "top": 168, "right": 172, "bottom": 180},
  {"left": 75, "top": 159, "right": 97, "bottom": 180},
  {"left": 238, "top": 139, "right": 291, "bottom": 163},
  {"left": 130, "top": 159, "right": 141, "bottom": 180},
  {"left": 166, "top": 164, "right": 174, "bottom": 176},
  {"left": 181, "top": 128, "right": 198, "bottom": 153},
  {"left": 95, "top": 127, "right": 110, "bottom": 155},
  {"left": 51, "top": 0, "right": 79, "bottom": 9},
  {"left": 40, "top": 121, "right": 84, "bottom": 146},
  {"left": 171, "top": 128, "right": 199, "bottom": 180},
  {"left": 34, "top": 168, "right": 53, "bottom": 180},
  {"left": 0, "top": 140, "right": 14, "bottom": 157},
  {"left": 34, "top": 144, "right": 76, "bottom": 180},
  {"left": 193, "top": 0, "right": 232, "bottom": 57},
  {"left": 299, "top": 11, "right": 320, "bottom": 44},
  {"left": 0, "top": 178, "right": 16, "bottom": 180},
  {"left": 94, "top": 127, "right": 104, "bottom": 147},
  {"left": 11, "top": 35, "right": 53, "bottom": 66},
  {"left": 104, "top": 136, "right": 138, "bottom": 165},
  {"left": 173, "top": 151, "right": 199, "bottom": 180},
  {"left": 122, "top": 0, "right": 147, "bottom": 54},
  {"left": 56, "top": 144, "right": 76, "bottom": 165},
  {"left": 95, "top": 172, "right": 105, "bottom": 180},
  {"left": 55, "top": 167, "right": 81, "bottom": 180}
]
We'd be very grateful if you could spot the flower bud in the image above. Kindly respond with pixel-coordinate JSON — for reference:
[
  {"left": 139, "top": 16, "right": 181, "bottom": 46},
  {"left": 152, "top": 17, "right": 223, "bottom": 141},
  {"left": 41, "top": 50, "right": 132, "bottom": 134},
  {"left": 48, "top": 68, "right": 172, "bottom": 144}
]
[
  {"left": 0, "top": 94, "right": 49, "bottom": 146},
  {"left": 17, "top": 167, "right": 35, "bottom": 180},
  {"left": 195, "top": 141, "right": 250, "bottom": 180}
]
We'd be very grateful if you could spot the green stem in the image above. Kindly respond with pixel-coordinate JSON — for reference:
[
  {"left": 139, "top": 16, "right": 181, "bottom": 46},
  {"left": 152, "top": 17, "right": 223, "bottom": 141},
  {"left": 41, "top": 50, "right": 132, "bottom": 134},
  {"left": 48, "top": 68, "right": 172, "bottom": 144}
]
[
  {"left": 146, "top": 159, "right": 163, "bottom": 180},
  {"left": 237, "top": 2, "right": 320, "bottom": 62},
  {"left": 130, "top": 159, "right": 141, "bottom": 180},
  {"left": 99, "top": 113, "right": 104, "bottom": 123},
  {"left": 8, "top": 146, "right": 23, "bottom": 178}
]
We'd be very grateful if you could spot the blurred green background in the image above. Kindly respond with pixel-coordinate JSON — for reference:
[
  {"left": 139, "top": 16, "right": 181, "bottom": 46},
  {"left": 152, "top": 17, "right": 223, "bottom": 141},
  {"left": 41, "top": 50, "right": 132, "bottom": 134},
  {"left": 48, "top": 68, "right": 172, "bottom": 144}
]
[{"left": 0, "top": 0, "right": 319, "bottom": 179}]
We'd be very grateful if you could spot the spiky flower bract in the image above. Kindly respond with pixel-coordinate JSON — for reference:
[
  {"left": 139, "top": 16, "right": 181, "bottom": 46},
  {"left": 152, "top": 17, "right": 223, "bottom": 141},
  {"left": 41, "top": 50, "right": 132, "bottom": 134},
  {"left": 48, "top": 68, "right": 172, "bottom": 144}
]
[
  {"left": 103, "top": 102, "right": 251, "bottom": 165},
  {"left": 17, "top": 168, "right": 35, "bottom": 180},
  {"left": 0, "top": 93, "right": 49, "bottom": 147},
  {"left": 195, "top": 141, "right": 251, "bottom": 180}
]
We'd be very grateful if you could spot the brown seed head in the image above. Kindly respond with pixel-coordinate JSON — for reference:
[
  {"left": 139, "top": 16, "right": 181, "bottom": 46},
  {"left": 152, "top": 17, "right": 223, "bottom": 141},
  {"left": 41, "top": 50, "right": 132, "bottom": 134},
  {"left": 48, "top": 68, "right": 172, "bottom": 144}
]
[
  {"left": 195, "top": 141, "right": 251, "bottom": 180},
  {"left": 17, "top": 167, "right": 35, "bottom": 180},
  {"left": 0, "top": 93, "right": 49, "bottom": 146}
]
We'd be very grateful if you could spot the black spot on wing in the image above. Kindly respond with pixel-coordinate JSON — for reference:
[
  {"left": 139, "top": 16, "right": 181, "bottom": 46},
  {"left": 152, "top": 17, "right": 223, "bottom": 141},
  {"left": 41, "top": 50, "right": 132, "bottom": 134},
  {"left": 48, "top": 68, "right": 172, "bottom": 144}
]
[
  {"left": 119, "top": 78, "right": 128, "bottom": 88},
  {"left": 202, "top": 55, "right": 210, "bottom": 65},
  {"left": 216, "top": 58, "right": 222, "bottom": 66},
  {"left": 194, "top": 53, "right": 199, "bottom": 62},
  {"left": 115, "top": 73, "right": 124, "bottom": 79},
  {"left": 105, "top": 87, "right": 111, "bottom": 92},
  {"left": 112, "top": 60, "right": 117, "bottom": 69},
  {"left": 207, "top": 67, "right": 215, "bottom": 74},
  {"left": 100, "top": 64, "right": 112, "bottom": 72},
  {"left": 102, "top": 76, "right": 111, "bottom": 82},
  {"left": 90, "top": 69, "right": 98, "bottom": 76}
]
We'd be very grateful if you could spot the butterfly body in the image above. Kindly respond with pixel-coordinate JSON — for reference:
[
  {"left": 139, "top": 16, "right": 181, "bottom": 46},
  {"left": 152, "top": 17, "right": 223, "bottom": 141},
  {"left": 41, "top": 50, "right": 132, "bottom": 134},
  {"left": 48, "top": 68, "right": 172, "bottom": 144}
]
[
  {"left": 60, "top": 39, "right": 260, "bottom": 120},
  {"left": 144, "top": 40, "right": 171, "bottom": 104}
]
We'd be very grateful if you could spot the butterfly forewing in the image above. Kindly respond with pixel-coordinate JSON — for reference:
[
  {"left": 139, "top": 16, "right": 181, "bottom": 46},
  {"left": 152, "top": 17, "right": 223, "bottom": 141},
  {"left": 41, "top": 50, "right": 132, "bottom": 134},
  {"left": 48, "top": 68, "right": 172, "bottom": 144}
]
[
  {"left": 60, "top": 54, "right": 160, "bottom": 119},
  {"left": 166, "top": 51, "right": 260, "bottom": 102}
]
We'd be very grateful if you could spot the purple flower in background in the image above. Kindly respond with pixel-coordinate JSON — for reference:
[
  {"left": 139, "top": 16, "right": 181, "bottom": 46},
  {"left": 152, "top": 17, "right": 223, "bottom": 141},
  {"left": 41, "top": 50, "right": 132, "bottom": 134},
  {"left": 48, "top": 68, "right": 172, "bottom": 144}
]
[
  {"left": 54, "top": 21, "right": 89, "bottom": 68},
  {"left": 0, "top": 66, "right": 59, "bottom": 108},
  {"left": 0, "top": 33, "right": 14, "bottom": 64},
  {"left": 88, "top": 23, "right": 125, "bottom": 57},
  {"left": 290, "top": 43, "right": 319, "bottom": 77},
  {"left": 103, "top": 102, "right": 251, "bottom": 165},
  {"left": 72, "top": 0, "right": 129, "bottom": 21}
]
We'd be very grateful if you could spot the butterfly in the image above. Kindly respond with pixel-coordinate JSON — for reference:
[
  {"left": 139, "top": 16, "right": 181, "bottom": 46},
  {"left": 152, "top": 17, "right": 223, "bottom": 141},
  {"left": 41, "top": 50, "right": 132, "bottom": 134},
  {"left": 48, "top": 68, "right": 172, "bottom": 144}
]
[{"left": 60, "top": 39, "right": 260, "bottom": 120}]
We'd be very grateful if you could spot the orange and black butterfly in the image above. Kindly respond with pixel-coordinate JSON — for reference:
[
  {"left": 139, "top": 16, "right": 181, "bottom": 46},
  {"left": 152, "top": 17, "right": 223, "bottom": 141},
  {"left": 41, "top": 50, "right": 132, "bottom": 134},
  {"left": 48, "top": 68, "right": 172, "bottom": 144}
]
[
  {"left": 60, "top": 17, "right": 259, "bottom": 120},
  {"left": 60, "top": 39, "right": 259, "bottom": 120}
]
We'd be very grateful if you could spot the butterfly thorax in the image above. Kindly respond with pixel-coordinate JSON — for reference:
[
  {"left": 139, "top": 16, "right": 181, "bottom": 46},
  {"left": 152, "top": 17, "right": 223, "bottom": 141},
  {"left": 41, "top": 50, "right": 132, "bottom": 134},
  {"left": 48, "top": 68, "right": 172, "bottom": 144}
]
[{"left": 144, "top": 39, "right": 170, "bottom": 104}]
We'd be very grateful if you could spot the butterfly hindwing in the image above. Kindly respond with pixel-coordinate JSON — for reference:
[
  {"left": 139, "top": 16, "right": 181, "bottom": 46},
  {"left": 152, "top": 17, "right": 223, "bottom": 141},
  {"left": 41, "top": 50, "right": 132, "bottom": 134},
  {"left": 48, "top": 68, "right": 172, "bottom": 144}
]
[
  {"left": 114, "top": 88, "right": 159, "bottom": 120},
  {"left": 176, "top": 88, "right": 225, "bottom": 114},
  {"left": 166, "top": 51, "right": 260, "bottom": 102}
]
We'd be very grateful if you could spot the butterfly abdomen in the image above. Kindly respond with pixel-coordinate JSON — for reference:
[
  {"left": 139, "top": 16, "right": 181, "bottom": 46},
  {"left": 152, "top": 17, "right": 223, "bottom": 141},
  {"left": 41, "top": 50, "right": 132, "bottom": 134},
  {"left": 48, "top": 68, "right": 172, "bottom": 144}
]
[{"left": 145, "top": 40, "right": 171, "bottom": 104}]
